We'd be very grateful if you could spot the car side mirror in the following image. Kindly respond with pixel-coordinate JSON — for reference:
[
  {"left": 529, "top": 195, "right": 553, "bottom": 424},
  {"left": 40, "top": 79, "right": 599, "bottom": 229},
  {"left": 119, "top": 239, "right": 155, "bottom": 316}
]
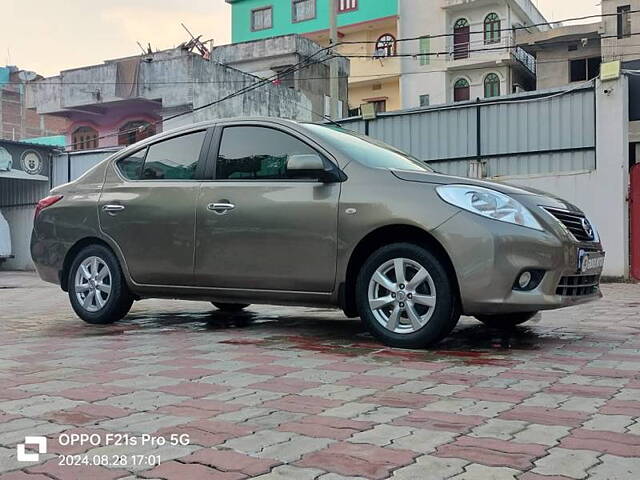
[{"left": 286, "top": 154, "right": 342, "bottom": 183}]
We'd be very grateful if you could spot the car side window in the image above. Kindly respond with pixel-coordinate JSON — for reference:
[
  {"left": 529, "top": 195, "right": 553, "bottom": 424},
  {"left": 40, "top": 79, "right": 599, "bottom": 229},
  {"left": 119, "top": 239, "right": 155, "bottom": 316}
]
[
  {"left": 216, "top": 126, "right": 319, "bottom": 180},
  {"left": 141, "top": 130, "right": 206, "bottom": 180},
  {"left": 116, "top": 149, "right": 146, "bottom": 180}
]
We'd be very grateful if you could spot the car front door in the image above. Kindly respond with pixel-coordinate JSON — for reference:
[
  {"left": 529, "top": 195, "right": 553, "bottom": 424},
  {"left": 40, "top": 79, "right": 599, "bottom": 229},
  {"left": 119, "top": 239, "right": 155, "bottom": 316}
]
[
  {"left": 194, "top": 124, "right": 340, "bottom": 292},
  {"left": 99, "top": 128, "right": 211, "bottom": 286}
]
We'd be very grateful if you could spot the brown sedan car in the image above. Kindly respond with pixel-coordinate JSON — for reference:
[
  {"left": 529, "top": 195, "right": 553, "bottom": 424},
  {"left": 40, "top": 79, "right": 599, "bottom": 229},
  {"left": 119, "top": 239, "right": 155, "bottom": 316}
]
[{"left": 32, "top": 118, "right": 604, "bottom": 347}]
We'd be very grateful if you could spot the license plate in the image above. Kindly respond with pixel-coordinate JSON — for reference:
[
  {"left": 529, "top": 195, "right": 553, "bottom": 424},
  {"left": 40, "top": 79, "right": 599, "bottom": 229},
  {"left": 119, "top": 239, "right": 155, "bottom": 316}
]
[{"left": 578, "top": 250, "right": 605, "bottom": 274}]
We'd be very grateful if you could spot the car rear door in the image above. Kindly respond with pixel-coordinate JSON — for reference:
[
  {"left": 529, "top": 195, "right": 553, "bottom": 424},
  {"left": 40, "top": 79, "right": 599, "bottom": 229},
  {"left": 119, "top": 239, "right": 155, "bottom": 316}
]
[
  {"left": 99, "top": 128, "right": 212, "bottom": 286},
  {"left": 194, "top": 124, "right": 340, "bottom": 292}
]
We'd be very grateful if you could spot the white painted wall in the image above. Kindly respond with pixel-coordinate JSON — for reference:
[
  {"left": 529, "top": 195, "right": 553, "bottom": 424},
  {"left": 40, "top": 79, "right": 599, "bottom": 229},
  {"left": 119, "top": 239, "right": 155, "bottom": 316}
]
[
  {"left": 1, "top": 206, "right": 35, "bottom": 271},
  {"left": 398, "top": 0, "right": 543, "bottom": 107},
  {"left": 497, "top": 77, "right": 630, "bottom": 278}
]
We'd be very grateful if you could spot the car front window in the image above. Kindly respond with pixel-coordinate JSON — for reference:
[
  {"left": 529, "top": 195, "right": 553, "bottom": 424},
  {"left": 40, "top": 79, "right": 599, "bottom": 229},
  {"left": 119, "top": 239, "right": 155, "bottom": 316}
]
[{"left": 302, "top": 124, "right": 433, "bottom": 173}]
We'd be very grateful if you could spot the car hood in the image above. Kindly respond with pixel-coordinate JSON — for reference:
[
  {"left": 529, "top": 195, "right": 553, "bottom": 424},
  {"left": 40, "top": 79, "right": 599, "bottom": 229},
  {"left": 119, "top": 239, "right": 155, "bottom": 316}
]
[{"left": 391, "top": 169, "right": 584, "bottom": 213}]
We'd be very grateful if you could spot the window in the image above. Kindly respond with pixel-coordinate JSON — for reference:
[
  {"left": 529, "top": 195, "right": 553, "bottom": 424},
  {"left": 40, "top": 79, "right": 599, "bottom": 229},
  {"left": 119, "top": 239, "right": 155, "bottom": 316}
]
[
  {"left": 141, "top": 131, "right": 206, "bottom": 180},
  {"left": 216, "top": 126, "right": 319, "bottom": 180},
  {"left": 618, "top": 5, "right": 631, "bottom": 39},
  {"left": 484, "top": 13, "right": 501, "bottom": 44},
  {"left": 374, "top": 34, "right": 396, "bottom": 58},
  {"left": 453, "top": 18, "right": 470, "bottom": 60},
  {"left": 453, "top": 78, "right": 470, "bottom": 102},
  {"left": 252, "top": 6, "right": 273, "bottom": 31},
  {"left": 419, "top": 36, "right": 430, "bottom": 66},
  {"left": 484, "top": 73, "right": 500, "bottom": 98},
  {"left": 419, "top": 94, "right": 430, "bottom": 107},
  {"left": 368, "top": 99, "right": 386, "bottom": 113},
  {"left": 302, "top": 124, "right": 433, "bottom": 172},
  {"left": 338, "top": 0, "right": 357, "bottom": 12},
  {"left": 569, "top": 57, "right": 601, "bottom": 82},
  {"left": 116, "top": 149, "right": 146, "bottom": 180},
  {"left": 71, "top": 126, "right": 99, "bottom": 151},
  {"left": 292, "top": 0, "right": 315, "bottom": 22},
  {"left": 118, "top": 120, "right": 156, "bottom": 146}
]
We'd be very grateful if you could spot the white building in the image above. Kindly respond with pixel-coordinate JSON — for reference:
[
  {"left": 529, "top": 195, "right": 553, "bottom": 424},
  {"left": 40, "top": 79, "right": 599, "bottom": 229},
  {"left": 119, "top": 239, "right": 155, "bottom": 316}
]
[{"left": 398, "top": 0, "right": 550, "bottom": 108}]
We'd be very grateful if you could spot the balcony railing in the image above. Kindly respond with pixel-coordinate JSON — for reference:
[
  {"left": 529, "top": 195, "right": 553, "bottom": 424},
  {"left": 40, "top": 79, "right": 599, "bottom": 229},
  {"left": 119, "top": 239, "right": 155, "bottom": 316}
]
[{"left": 446, "top": 34, "right": 536, "bottom": 75}]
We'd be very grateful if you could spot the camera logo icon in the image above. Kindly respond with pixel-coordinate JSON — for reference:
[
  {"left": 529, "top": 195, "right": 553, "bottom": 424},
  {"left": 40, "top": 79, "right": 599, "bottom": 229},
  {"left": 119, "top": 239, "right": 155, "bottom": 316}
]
[{"left": 17, "top": 436, "right": 47, "bottom": 462}]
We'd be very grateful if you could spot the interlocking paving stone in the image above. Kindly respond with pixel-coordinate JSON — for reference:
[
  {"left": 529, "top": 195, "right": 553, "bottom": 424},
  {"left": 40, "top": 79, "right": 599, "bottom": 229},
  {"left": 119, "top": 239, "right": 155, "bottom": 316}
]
[
  {"left": 4, "top": 276, "right": 640, "bottom": 479},
  {"left": 435, "top": 435, "right": 547, "bottom": 470},
  {"left": 181, "top": 448, "right": 280, "bottom": 476},
  {"left": 587, "top": 454, "right": 640, "bottom": 480},
  {"left": 391, "top": 456, "right": 468, "bottom": 479},
  {"left": 297, "top": 442, "right": 417, "bottom": 480},
  {"left": 532, "top": 448, "right": 600, "bottom": 479}
]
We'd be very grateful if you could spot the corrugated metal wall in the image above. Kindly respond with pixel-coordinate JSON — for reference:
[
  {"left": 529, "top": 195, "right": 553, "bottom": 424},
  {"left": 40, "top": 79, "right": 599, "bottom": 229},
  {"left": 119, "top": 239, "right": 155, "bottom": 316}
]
[
  {"left": 52, "top": 148, "right": 121, "bottom": 187},
  {"left": 0, "top": 179, "right": 49, "bottom": 208},
  {"left": 339, "top": 86, "right": 596, "bottom": 178}
]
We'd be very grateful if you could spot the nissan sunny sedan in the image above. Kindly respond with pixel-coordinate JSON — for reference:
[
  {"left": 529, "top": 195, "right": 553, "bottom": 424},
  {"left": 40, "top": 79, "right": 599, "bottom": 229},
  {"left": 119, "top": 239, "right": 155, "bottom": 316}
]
[{"left": 31, "top": 118, "right": 605, "bottom": 348}]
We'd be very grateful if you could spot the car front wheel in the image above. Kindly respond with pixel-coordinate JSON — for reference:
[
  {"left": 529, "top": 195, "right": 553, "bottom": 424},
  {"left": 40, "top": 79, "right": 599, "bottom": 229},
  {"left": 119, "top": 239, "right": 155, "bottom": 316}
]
[
  {"left": 475, "top": 312, "right": 538, "bottom": 328},
  {"left": 356, "top": 243, "right": 460, "bottom": 349},
  {"left": 68, "top": 244, "right": 133, "bottom": 324}
]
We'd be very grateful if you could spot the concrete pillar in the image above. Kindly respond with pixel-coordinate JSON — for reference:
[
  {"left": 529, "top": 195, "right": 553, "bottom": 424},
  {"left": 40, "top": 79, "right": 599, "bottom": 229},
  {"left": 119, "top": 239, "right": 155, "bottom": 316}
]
[{"left": 595, "top": 75, "right": 630, "bottom": 278}]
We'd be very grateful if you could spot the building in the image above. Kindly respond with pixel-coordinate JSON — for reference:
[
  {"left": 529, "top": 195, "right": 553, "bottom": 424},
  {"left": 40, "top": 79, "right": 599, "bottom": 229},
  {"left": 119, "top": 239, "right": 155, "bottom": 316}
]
[
  {"left": 398, "top": 0, "right": 549, "bottom": 108},
  {"left": 516, "top": 23, "right": 602, "bottom": 90},
  {"left": 27, "top": 44, "right": 341, "bottom": 151},
  {"left": 226, "top": 0, "right": 549, "bottom": 112},
  {"left": 226, "top": 0, "right": 401, "bottom": 114},
  {"left": 211, "top": 34, "right": 349, "bottom": 118},
  {"left": 0, "top": 66, "right": 66, "bottom": 142},
  {"left": 0, "top": 139, "right": 59, "bottom": 270}
]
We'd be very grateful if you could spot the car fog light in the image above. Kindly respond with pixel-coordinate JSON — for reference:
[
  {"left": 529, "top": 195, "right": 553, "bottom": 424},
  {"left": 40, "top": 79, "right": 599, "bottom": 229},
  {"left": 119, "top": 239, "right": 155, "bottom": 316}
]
[{"left": 518, "top": 271, "right": 532, "bottom": 289}]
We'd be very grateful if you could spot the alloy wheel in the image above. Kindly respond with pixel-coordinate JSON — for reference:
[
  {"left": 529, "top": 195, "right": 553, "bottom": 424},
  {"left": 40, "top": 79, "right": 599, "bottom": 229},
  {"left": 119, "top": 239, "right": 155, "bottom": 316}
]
[
  {"left": 367, "top": 257, "right": 437, "bottom": 334},
  {"left": 74, "top": 256, "right": 112, "bottom": 313}
]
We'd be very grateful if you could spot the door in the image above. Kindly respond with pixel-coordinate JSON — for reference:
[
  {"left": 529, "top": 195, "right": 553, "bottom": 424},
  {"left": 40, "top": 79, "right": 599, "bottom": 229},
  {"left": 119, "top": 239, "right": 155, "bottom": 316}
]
[
  {"left": 631, "top": 164, "right": 640, "bottom": 280},
  {"left": 453, "top": 19, "right": 470, "bottom": 60},
  {"left": 99, "top": 129, "right": 210, "bottom": 286},
  {"left": 194, "top": 125, "right": 340, "bottom": 292}
]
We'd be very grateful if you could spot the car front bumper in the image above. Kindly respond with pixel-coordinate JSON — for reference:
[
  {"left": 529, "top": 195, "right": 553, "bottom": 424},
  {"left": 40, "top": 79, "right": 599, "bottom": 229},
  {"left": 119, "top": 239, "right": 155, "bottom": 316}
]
[{"left": 432, "top": 212, "right": 603, "bottom": 316}]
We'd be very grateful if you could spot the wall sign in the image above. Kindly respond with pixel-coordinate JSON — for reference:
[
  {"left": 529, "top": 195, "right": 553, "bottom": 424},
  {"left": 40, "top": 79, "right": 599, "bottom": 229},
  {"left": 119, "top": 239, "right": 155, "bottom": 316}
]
[{"left": 21, "top": 151, "right": 43, "bottom": 175}]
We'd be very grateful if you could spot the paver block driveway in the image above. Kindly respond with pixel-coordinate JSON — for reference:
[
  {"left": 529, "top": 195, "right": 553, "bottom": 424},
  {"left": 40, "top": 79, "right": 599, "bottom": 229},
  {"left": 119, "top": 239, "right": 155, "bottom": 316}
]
[{"left": 1, "top": 272, "right": 640, "bottom": 479}]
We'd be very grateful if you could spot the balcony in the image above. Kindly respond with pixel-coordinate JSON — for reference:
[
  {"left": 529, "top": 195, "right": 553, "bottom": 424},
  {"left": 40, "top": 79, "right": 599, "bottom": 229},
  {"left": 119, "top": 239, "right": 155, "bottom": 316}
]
[{"left": 446, "top": 33, "right": 536, "bottom": 75}]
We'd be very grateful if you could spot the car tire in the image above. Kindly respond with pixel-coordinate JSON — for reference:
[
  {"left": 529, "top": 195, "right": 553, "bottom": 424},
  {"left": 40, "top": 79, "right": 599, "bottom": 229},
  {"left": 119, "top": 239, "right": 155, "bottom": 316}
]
[
  {"left": 475, "top": 312, "right": 538, "bottom": 328},
  {"left": 212, "top": 303, "right": 250, "bottom": 312},
  {"left": 356, "top": 243, "right": 460, "bottom": 349},
  {"left": 67, "top": 244, "right": 134, "bottom": 325}
]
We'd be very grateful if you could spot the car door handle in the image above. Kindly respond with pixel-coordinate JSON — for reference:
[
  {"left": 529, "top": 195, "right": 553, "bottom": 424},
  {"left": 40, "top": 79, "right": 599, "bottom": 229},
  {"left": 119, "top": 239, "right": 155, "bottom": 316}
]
[
  {"left": 207, "top": 202, "right": 235, "bottom": 215},
  {"left": 102, "top": 204, "right": 126, "bottom": 215}
]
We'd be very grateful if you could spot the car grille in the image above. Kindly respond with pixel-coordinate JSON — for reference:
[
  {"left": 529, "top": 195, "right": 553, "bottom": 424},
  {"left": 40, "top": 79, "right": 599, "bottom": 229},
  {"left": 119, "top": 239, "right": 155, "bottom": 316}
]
[
  {"left": 543, "top": 207, "right": 594, "bottom": 242},
  {"left": 556, "top": 275, "right": 600, "bottom": 297}
]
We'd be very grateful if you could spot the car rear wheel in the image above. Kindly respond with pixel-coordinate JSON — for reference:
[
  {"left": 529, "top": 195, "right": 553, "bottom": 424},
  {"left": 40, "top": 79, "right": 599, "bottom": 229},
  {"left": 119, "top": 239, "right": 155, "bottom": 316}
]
[
  {"left": 212, "top": 303, "right": 250, "bottom": 312},
  {"left": 68, "top": 244, "right": 133, "bottom": 324},
  {"left": 475, "top": 312, "right": 538, "bottom": 328},
  {"left": 356, "top": 243, "right": 460, "bottom": 348}
]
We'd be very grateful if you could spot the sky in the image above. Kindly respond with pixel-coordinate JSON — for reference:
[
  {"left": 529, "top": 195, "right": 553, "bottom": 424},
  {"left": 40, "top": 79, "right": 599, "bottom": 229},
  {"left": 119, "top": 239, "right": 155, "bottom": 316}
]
[{"left": 3, "top": 0, "right": 601, "bottom": 77}]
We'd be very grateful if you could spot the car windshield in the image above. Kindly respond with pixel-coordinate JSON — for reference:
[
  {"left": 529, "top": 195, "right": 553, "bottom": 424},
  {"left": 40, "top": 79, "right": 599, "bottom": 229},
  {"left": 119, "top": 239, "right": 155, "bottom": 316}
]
[{"left": 302, "top": 124, "right": 433, "bottom": 172}]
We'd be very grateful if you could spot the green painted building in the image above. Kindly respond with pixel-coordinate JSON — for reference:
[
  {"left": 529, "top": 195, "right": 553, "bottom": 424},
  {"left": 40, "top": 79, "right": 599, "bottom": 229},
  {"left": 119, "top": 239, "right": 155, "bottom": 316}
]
[
  {"left": 225, "top": 0, "right": 402, "bottom": 113},
  {"left": 226, "top": 0, "right": 398, "bottom": 43}
]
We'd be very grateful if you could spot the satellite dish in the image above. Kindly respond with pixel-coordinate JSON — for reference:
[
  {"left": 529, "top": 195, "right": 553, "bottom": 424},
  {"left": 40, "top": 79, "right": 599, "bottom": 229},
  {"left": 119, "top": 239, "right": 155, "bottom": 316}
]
[{"left": 17, "top": 71, "right": 37, "bottom": 82}]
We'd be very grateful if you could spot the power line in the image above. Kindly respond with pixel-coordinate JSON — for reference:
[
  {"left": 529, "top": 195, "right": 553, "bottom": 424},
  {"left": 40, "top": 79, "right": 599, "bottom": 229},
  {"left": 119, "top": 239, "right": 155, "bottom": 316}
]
[
  {"left": 64, "top": 49, "right": 337, "bottom": 150},
  {"left": 335, "top": 9, "right": 640, "bottom": 45}
]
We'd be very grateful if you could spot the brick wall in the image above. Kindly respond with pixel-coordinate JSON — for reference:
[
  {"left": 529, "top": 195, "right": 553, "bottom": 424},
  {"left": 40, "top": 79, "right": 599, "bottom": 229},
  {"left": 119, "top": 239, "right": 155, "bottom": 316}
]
[{"left": 0, "top": 73, "right": 67, "bottom": 141}]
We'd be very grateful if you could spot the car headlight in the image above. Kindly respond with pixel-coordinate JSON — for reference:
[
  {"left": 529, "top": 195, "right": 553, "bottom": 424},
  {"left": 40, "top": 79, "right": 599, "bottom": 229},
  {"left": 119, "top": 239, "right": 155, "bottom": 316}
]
[{"left": 436, "top": 184, "right": 543, "bottom": 231}]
